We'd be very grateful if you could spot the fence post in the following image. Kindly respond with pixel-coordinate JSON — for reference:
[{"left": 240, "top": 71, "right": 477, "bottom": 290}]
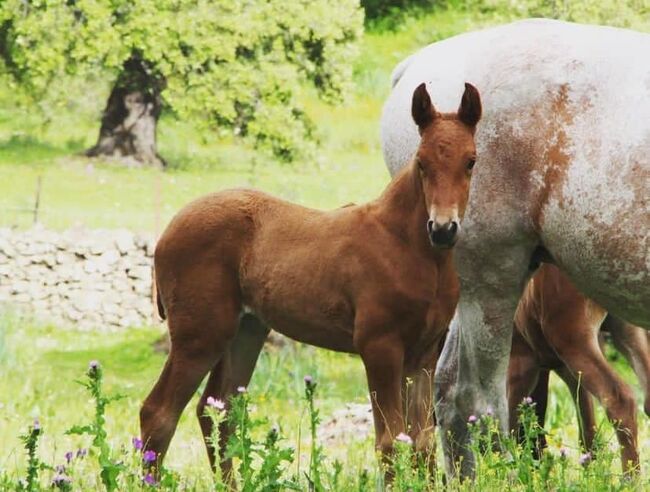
[{"left": 33, "top": 175, "right": 42, "bottom": 225}]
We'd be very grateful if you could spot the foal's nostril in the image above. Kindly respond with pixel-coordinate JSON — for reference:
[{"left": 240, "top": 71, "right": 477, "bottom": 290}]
[
  {"left": 427, "top": 219, "right": 435, "bottom": 236},
  {"left": 448, "top": 221, "right": 458, "bottom": 235}
]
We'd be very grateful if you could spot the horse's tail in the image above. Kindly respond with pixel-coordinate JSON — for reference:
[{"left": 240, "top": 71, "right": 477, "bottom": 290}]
[
  {"left": 390, "top": 54, "right": 414, "bottom": 88},
  {"left": 156, "top": 289, "right": 166, "bottom": 320},
  {"left": 154, "top": 270, "right": 166, "bottom": 320}
]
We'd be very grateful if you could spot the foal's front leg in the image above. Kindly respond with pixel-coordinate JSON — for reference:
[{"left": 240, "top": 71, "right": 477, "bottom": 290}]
[{"left": 357, "top": 331, "right": 405, "bottom": 461}]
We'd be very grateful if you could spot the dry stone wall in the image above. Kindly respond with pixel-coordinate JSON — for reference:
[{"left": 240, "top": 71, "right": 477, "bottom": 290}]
[{"left": 0, "top": 226, "right": 157, "bottom": 329}]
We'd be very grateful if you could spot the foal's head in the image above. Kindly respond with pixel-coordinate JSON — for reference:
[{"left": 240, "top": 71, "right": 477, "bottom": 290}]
[{"left": 411, "top": 82, "right": 482, "bottom": 248}]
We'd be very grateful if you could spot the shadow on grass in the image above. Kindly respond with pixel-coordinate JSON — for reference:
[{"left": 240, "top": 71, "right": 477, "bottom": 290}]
[
  {"left": 0, "top": 134, "right": 86, "bottom": 165},
  {"left": 39, "top": 328, "right": 165, "bottom": 387}
]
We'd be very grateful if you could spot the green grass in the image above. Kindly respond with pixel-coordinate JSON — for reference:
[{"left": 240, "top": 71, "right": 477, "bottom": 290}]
[{"left": 0, "top": 314, "right": 648, "bottom": 490}]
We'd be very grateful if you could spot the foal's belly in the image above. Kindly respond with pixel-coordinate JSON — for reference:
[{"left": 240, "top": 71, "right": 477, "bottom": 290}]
[{"left": 239, "top": 250, "right": 357, "bottom": 353}]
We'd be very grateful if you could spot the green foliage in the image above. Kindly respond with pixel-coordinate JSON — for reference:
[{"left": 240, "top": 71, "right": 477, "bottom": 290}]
[
  {"left": 361, "top": 0, "right": 437, "bottom": 22},
  {"left": 225, "top": 389, "right": 299, "bottom": 490},
  {"left": 0, "top": 0, "right": 363, "bottom": 161},
  {"left": 19, "top": 420, "right": 46, "bottom": 491},
  {"left": 303, "top": 376, "right": 324, "bottom": 491},
  {"left": 66, "top": 361, "right": 126, "bottom": 491},
  {"left": 448, "top": 0, "right": 650, "bottom": 27}
]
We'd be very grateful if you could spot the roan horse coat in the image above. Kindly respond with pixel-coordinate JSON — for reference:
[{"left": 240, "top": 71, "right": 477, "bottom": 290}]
[{"left": 381, "top": 19, "right": 650, "bottom": 475}]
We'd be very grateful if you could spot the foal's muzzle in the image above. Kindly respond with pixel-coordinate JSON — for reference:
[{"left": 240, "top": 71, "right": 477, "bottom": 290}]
[{"left": 427, "top": 219, "right": 459, "bottom": 248}]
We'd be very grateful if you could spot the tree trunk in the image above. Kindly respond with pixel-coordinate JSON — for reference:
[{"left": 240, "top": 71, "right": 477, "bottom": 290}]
[{"left": 86, "top": 58, "right": 166, "bottom": 168}]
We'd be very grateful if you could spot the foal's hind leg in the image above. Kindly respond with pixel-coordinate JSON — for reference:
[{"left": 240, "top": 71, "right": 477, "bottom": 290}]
[
  {"left": 555, "top": 366, "right": 596, "bottom": 453},
  {"left": 549, "top": 328, "right": 639, "bottom": 472},
  {"left": 507, "top": 328, "right": 540, "bottom": 433},
  {"left": 140, "top": 277, "right": 241, "bottom": 466},
  {"left": 605, "top": 315, "right": 650, "bottom": 417},
  {"left": 524, "top": 369, "right": 550, "bottom": 458},
  {"left": 196, "top": 313, "right": 269, "bottom": 473}
]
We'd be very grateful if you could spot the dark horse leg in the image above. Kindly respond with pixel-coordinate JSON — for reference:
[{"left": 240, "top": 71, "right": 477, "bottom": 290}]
[
  {"left": 524, "top": 369, "right": 550, "bottom": 459},
  {"left": 196, "top": 312, "right": 269, "bottom": 476},
  {"left": 507, "top": 327, "right": 540, "bottom": 438}
]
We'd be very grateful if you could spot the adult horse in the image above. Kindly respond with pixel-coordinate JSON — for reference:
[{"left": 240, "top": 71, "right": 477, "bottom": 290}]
[
  {"left": 381, "top": 19, "right": 650, "bottom": 476},
  {"left": 140, "top": 83, "right": 482, "bottom": 474}
]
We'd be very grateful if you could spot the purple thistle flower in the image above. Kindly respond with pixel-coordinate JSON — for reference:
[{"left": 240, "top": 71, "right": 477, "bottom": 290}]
[
  {"left": 304, "top": 375, "right": 313, "bottom": 384},
  {"left": 579, "top": 452, "right": 592, "bottom": 467},
  {"left": 76, "top": 448, "right": 87, "bottom": 458},
  {"left": 559, "top": 447, "right": 568, "bottom": 459},
  {"left": 33, "top": 418, "right": 41, "bottom": 431},
  {"left": 143, "top": 473, "right": 157, "bottom": 486},
  {"left": 237, "top": 386, "right": 247, "bottom": 393},
  {"left": 132, "top": 437, "right": 143, "bottom": 451},
  {"left": 206, "top": 396, "right": 225, "bottom": 410},
  {"left": 51, "top": 473, "right": 72, "bottom": 487},
  {"left": 468, "top": 415, "right": 478, "bottom": 424},
  {"left": 395, "top": 432, "right": 413, "bottom": 445},
  {"left": 65, "top": 451, "right": 73, "bottom": 464},
  {"left": 485, "top": 405, "right": 494, "bottom": 417},
  {"left": 88, "top": 360, "right": 100, "bottom": 371},
  {"left": 523, "top": 396, "right": 534, "bottom": 405},
  {"left": 143, "top": 450, "right": 157, "bottom": 464}
]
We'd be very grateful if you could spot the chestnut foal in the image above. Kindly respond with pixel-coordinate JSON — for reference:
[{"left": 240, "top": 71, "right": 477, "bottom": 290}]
[
  {"left": 508, "top": 264, "right": 648, "bottom": 472},
  {"left": 140, "top": 83, "right": 482, "bottom": 472}
]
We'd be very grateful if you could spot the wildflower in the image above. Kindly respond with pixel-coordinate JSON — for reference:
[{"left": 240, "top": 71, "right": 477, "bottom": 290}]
[
  {"left": 485, "top": 405, "right": 494, "bottom": 417},
  {"left": 88, "top": 360, "right": 100, "bottom": 371},
  {"left": 395, "top": 432, "right": 413, "bottom": 445},
  {"left": 76, "top": 448, "right": 87, "bottom": 458},
  {"left": 237, "top": 386, "right": 247, "bottom": 393},
  {"left": 143, "top": 450, "right": 157, "bottom": 464},
  {"left": 33, "top": 419, "right": 41, "bottom": 432},
  {"left": 559, "top": 447, "right": 568, "bottom": 459},
  {"left": 143, "top": 473, "right": 157, "bottom": 486},
  {"left": 65, "top": 451, "right": 73, "bottom": 464},
  {"left": 579, "top": 452, "right": 592, "bottom": 467},
  {"left": 468, "top": 415, "right": 478, "bottom": 424},
  {"left": 51, "top": 473, "right": 72, "bottom": 488},
  {"left": 206, "top": 396, "right": 225, "bottom": 410},
  {"left": 132, "top": 437, "right": 143, "bottom": 450},
  {"left": 304, "top": 375, "right": 313, "bottom": 385},
  {"left": 55, "top": 464, "right": 66, "bottom": 474},
  {"left": 523, "top": 396, "right": 534, "bottom": 405}
]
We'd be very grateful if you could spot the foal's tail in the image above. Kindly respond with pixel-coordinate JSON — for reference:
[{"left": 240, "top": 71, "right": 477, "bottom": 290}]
[
  {"left": 156, "top": 289, "right": 166, "bottom": 320},
  {"left": 154, "top": 270, "right": 167, "bottom": 320}
]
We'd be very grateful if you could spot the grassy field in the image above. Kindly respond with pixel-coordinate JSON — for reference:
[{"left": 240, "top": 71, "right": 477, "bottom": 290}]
[
  {"left": 1, "top": 0, "right": 650, "bottom": 490},
  {"left": 0, "top": 313, "right": 648, "bottom": 490}
]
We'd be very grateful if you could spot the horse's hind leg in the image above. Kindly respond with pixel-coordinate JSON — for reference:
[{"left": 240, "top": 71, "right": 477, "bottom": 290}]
[
  {"left": 507, "top": 327, "right": 540, "bottom": 433},
  {"left": 197, "top": 312, "right": 269, "bottom": 473},
  {"left": 140, "top": 274, "right": 241, "bottom": 466},
  {"left": 525, "top": 369, "right": 550, "bottom": 458},
  {"left": 551, "top": 335, "right": 639, "bottom": 472},
  {"left": 604, "top": 315, "right": 650, "bottom": 417}
]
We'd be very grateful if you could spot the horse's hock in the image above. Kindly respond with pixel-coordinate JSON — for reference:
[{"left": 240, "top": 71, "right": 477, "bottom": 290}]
[{"left": 0, "top": 226, "right": 156, "bottom": 329}]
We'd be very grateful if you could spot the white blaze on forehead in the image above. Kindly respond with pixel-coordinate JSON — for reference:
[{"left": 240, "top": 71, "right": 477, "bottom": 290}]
[{"left": 429, "top": 206, "right": 459, "bottom": 224}]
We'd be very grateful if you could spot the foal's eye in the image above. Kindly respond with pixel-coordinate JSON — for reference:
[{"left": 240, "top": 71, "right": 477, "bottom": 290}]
[{"left": 466, "top": 159, "right": 476, "bottom": 171}]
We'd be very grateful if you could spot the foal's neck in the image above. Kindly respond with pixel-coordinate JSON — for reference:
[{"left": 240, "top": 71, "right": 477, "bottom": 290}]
[{"left": 375, "top": 161, "right": 447, "bottom": 260}]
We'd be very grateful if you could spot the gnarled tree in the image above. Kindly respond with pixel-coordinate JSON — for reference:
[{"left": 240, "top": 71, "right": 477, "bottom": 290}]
[{"left": 0, "top": 0, "right": 363, "bottom": 166}]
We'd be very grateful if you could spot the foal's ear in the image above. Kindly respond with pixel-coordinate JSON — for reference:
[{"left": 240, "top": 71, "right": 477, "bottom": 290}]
[
  {"left": 458, "top": 82, "right": 482, "bottom": 128},
  {"left": 411, "top": 82, "right": 436, "bottom": 131}
]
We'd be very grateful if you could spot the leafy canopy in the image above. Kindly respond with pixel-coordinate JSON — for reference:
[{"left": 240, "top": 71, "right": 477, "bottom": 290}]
[{"left": 0, "top": 0, "right": 364, "bottom": 161}]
